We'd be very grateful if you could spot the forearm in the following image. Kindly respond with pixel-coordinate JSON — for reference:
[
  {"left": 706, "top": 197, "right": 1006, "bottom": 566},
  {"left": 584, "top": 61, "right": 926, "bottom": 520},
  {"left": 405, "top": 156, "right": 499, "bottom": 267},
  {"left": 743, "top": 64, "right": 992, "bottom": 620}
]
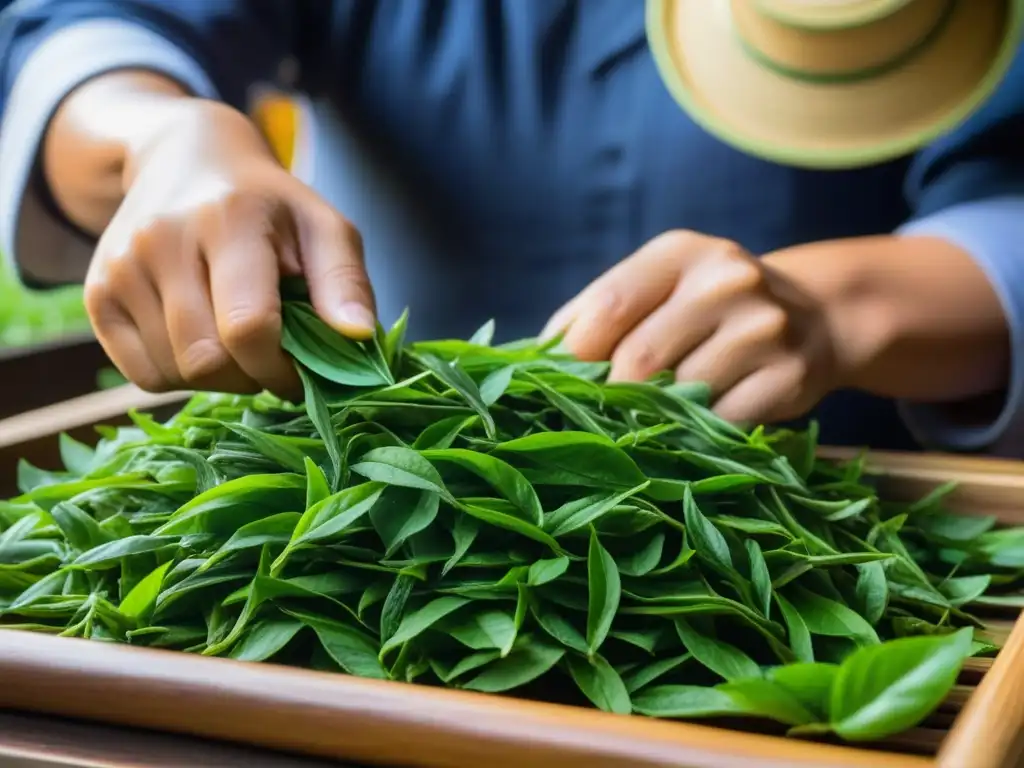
[{"left": 764, "top": 233, "right": 1009, "bottom": 403}]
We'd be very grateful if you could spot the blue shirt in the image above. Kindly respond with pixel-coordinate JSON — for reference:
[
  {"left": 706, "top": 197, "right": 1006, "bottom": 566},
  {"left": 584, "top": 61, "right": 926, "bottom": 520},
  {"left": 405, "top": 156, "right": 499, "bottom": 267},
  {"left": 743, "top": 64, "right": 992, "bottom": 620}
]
[{"left": 2, "top": 0, "right": 1024, "bottom": 452}]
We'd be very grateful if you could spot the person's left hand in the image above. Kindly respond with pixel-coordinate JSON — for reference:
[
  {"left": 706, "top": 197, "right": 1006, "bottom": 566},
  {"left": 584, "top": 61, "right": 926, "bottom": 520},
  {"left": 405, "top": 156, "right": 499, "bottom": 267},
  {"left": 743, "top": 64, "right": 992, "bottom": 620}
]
[{"left": 542, "top": 230, "right": 843, "bottom": 425}]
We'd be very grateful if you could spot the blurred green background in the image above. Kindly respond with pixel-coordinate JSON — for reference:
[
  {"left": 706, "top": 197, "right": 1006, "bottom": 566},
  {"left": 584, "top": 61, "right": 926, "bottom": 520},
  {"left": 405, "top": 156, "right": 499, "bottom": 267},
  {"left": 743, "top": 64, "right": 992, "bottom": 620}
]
[{"left": 0, "top": 261, "right": 90, "bottom": 349}]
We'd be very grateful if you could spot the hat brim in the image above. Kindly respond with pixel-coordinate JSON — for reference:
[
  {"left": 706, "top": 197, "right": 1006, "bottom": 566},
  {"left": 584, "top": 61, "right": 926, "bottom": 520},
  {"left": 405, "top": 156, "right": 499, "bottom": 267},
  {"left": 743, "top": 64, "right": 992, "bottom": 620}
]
[{"left": 647, "top": 0, "right": 1024, "bottom": 169}]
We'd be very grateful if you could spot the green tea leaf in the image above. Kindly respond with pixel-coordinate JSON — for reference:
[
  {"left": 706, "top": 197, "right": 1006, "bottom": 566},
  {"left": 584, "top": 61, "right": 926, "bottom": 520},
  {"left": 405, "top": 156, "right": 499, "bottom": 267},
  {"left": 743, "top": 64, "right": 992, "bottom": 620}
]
[
  {"left": 830, "top": 627, "right": 973, "bottom": 741},
  {"left": 422, "top": 448, "right": 542, "bottom": 525},
  {"left": 717, "top": 678, "right": 818, "bottom": 726},
  {"left": 545, "top": 483, "right": 649, "bottom": 537},
  {"left": 768, "top": 662, "right": 837, "bottom": 722},
  {"left": 461, "top": 636, "right": 565, "bottom": 693},
  {"left": 683, "top": 487, "right": 732, "bottom": 572},
  {"left": 675, "top": 619, "right": 761, "bottom": 682},
  {"left": 444, "top": 607, "right": 518, "bottom": 657},
  {"left": 566, "top": 653, "right": 632, "bottom": 714},
  {"left": 631, "top": 685, "right": 745, "bottom": 718},
  {"left": 776, "top": 593, "right": 814, "bottom": 663},
  {"left": 380, "top": 596, "right": 470, "bottom": 659},
  {"left": 157, "top": 474, "right": 306, "bottom": 536},
  {"left": 282, "top": 301, "right": 393, "bottom": 387},
  {"left": 283, "top": 606, "right": 387, "bottom": 679},
  {"left": 527, "top": 556, "right": 569, "bottom": 587},
  {"left": 119, "top": 560, "right": 173, "bottom": 619},
  {"left": 230, "top": 618, "right": 303, "bottom": 662},
  {"left": 854, "top": 561, "right": 889, "bottom": 625},
  {"left": 586, "top": 528, "right": 620, "bottom": 656},
  {"left": 621, "top": 653, "right": 692, "bottom": 694},
  {"left": 746, "top": 540, "right": 772, "bottom": 618},
  {"left": 298, "top": 366, "right": 344, "bottom": 489},
  {"left": 380, "top": 573, "right": 417, "bottom": 643},
  {"left": 788, "top": 587, "right": 880, "bottom": 646},
  {"left": 281, "top": 482, "right": 386, "bottom": 566},
  {"left": 71, "top": 536, "right": 179, "bottom": 570},
  {"left": 494, "top": 432, "right": 647, "bottom": 489},
  {"left": 350, "top": 447, "right": 449, "bottom": 496},
  {"left": 531, "top": 600, "right": 589, "bottom": 654},
  {"left": 50, "top": 502, "right": 114, "bottom": 551},
  {"left": 370, "top": 487, "right": 441, "bottom": 558},
  {"left": 416, "top": 353, "right": 497, "bottom": 439}
]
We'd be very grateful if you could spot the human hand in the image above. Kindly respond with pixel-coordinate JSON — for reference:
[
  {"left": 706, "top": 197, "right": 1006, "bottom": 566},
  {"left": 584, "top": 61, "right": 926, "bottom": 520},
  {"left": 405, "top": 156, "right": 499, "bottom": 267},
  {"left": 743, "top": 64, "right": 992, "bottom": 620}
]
[
  {"left": 543, "top": 231, "right": 843, "bottom": 425},
  {"left": 83, "top": 100, "right": 375, "bottom": 396}
]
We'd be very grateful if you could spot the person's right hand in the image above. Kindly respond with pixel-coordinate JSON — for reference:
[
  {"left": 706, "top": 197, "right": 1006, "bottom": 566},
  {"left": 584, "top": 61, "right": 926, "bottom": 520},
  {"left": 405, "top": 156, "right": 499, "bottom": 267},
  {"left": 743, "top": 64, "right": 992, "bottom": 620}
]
[{"left": 82, "top": 100, "right": 376, "bottom": 396}]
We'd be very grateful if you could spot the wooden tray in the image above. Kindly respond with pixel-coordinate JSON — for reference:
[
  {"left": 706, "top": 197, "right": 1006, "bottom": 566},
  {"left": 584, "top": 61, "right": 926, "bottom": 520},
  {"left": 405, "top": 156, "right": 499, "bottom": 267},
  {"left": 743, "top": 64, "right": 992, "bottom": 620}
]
[
  {"left": 0, "top": 335, "right": 110, "bottom": 421},
  {"left": 0, "top": 712, "right": 338, "bottom": 768},
  {"left": 0, "top": 389, "right": 1022, "bottom": 768}
]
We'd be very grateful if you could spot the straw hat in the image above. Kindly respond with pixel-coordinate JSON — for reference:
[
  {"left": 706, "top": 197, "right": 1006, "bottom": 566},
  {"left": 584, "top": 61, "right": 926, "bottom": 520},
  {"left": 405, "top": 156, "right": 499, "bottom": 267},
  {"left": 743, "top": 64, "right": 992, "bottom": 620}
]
[{"left": 647, "top": 0, "right": 1023, "bottom": 168}]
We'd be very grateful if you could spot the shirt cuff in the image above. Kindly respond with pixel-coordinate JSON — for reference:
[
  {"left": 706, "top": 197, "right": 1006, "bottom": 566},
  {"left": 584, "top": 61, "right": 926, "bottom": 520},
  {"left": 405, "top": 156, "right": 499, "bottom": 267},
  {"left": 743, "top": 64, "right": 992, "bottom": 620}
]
[
  {"left": 896, "top": 196, "right": 1024, "bottom": 456},
  {"left": 0, "top": 19, "right": 218, "bottom": 287}
]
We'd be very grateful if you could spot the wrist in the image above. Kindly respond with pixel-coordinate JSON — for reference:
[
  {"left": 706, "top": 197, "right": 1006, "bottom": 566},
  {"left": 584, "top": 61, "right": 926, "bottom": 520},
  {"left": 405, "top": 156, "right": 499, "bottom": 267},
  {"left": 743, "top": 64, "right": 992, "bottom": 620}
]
[
  {"left": 764, "top": 234, "right": 1010, "bottom": 401},
  {"left": 762, "top": 237, "right": 896, "bottom": 391}
]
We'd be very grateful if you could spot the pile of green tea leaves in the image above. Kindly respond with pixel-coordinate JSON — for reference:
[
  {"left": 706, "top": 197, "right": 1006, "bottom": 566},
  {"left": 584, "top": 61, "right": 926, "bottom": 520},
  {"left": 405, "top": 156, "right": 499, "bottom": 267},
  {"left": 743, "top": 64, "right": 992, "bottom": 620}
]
[{"left": 2, "top": 294, "right": 1023, "bottom": 744}]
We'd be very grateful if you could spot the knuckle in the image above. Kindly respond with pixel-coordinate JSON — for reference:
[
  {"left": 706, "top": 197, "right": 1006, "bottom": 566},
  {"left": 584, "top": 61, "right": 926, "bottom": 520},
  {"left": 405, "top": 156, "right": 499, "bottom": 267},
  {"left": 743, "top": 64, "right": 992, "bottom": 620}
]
[
  {"left": 781, "top": 355, "right": 810, "bottom": 387},
  {"left": 712, "top": 240, "right": 748, "bottom": 262},
  {"left": 613, "top": 340, "right": 661, "bottom": 378},
  {"left": 198, "top": 189, "right": 277, "bottom": 240},
  {"left": 127, "top": 218, "right": 177, "bottom": 261},
  {"left": 133, "top": 368, "right": 171, "bottom": 394},
  {"left": 82, "top": 278, "right": 113, "bottom": 319},
  {"left": 754, "top": 304, "right": 790, "bottom": 341},
  {"left": 654, "top": 228, "right": 700, "bottom": 252},
  {"left": 317, "top": 210, "right": 365, "bottom": 258},
  {"left": 178, "top": 338, "right": 231, "bottom": 383},
  {"left": 318, "top": 257, "right": 371, "bottom": 292},
  {"left": 103, "top": 255, "right": 136, "bottom": 290},
  {"left": 594, "top": 287, "right": 629, "bottom": 326},
  {"left": 221, "top": 306, "right": 279, "bottom": 349},
  {"left": 714, "top": 255, "right": 764, "bottom": 295},
  {"left": 219, "top": 188, "right": 272, "bottom": 220}
]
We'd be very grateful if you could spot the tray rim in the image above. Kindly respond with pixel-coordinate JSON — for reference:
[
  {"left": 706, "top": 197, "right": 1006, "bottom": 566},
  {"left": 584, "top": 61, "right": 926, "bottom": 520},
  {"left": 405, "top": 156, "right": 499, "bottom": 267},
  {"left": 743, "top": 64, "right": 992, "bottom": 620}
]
[{"left": 0, "top": 630, "right": 932, "bottom": 768}]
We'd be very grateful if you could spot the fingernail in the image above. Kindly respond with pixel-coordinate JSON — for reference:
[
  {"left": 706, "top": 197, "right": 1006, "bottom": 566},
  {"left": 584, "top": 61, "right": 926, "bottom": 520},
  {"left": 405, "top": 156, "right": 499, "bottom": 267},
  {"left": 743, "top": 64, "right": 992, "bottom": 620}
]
[{"left": 335, "top": 302, "right": 376, "bottom": 334}]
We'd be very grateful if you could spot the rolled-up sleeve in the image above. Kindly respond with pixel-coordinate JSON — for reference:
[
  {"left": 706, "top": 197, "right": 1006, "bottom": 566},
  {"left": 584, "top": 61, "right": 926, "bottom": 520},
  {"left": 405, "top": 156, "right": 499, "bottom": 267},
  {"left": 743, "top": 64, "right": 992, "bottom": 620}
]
[
  {"left": 0, "top": 0, "right": 302, "bottom": 285},
  {"left": 897, "top": 47, "right": 1024, "bottom": 456}
]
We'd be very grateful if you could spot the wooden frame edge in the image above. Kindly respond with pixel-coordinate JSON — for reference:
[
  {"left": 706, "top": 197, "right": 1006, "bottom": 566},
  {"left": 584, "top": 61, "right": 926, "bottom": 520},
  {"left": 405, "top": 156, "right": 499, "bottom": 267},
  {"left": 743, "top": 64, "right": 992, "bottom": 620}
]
[
  {"left": 938, "top": 611, "right": 1024, "bottom": 768},
  {"left": 0, "top": 385, "right": 189, "bottom": 451},
  {"left": 0, "top": 632, "right": 928, "bottom": 768}
]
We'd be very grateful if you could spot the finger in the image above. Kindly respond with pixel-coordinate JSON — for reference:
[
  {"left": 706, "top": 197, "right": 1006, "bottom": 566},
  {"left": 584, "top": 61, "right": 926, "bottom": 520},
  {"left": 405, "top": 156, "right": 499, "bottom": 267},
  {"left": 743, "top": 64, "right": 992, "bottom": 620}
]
[
  {"left": 712, "top": 358, "right": 811, "bottom": 427},
  {"left": 113, "top": 264, "right": 185, "bottom": 390},
  {"left": 205, "top": 225, "right": 302, "bottom": 396},
  {"left": 539, "top": 298, "right": 580, "bottom": 342},
  {"left": 561, "top": 251, "right": 679, "bottom": 362},
  {"left": 271, "top": 209, "right": 303, "bottom": 277},
  {"left": 85, "top": 287, "right": 169, "bottom": 393},
  {"left": 290, "top": 187, "right": 376, "bottom": 339},
  {"left": 606, "top": 242, "right": 768, "bottom": 382},
  {"left": 155, "top": 249, "right": 262, "bottom": 394},
  {"left": 674, "top": 306, "right": 787, "bottom": 399},
  {"left": 606, "top": 293, "right": 717, "bottom": 382}
]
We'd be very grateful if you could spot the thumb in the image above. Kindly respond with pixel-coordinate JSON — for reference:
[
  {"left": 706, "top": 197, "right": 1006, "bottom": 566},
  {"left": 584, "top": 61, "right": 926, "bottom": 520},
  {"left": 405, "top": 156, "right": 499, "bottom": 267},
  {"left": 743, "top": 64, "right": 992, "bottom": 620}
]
[{"left": 294, "top": 201, "right": 377, "bottom": 339}]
